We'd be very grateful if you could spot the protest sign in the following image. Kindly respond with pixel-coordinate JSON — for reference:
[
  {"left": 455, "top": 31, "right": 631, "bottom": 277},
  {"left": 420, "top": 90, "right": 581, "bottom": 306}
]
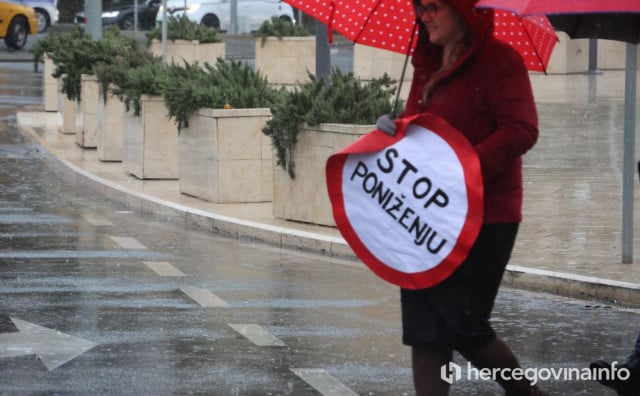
[{"left": 326, "top": 113, "right": 483, "bottom": 289}]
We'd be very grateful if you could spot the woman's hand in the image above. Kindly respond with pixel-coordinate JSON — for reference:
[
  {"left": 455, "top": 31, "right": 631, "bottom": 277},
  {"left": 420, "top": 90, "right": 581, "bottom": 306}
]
[{"left": 376, "top": 114, "right": 397, "bottom": 136}]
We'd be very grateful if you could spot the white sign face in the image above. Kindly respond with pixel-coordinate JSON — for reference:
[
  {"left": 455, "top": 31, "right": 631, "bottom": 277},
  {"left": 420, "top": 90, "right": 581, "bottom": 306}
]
[
  {"left": 342, "top": 124, "right": 467, "bottom": 274},
  {"left": 326, "top": 113, "right": 483, "bottom": 289}
]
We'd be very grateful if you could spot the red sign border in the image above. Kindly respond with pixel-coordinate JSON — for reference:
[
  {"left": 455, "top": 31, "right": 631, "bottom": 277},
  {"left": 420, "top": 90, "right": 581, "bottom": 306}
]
[{"left": 326, "top": 113, "right": 484, "bottom": 289}]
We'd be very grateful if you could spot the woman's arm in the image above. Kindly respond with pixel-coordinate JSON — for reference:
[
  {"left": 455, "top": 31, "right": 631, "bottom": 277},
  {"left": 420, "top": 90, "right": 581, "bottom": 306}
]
[{"left": 474, "top": 45, "right": 539, "bottom": 183}]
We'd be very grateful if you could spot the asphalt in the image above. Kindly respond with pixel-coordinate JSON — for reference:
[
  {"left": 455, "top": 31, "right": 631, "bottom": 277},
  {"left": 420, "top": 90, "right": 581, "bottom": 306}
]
[{"left": 11, "top": 59, "right": 640, "bottom": 308}]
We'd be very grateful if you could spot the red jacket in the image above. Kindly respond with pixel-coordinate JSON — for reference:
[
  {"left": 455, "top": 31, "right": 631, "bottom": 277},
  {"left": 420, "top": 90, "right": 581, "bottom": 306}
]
[{"left": 401, "top": 3, "right": 539, "bottom": 224}]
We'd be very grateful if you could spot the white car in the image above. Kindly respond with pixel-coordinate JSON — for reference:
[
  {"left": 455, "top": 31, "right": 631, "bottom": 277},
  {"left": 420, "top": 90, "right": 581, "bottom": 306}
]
[
  {"left": 17, "top": 0, "right": 58, "bottom": 33},
  {"left": 156, "top": 0, "right": 295, "bottom": 33}
]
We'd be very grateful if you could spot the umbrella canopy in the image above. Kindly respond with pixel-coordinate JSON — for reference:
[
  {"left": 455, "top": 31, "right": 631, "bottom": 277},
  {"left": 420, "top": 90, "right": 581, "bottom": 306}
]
[
  {"left": 285, "top": 0, "right": 558, "bottom": 72},
  {"left": 474, "top": 0, "right": 640, "bottom": 15},
  {"left": 476, "top": 0, "right": 640, "bottom": 263},
  {"left": 547, "top": 14, "right": 640, "bottom": 43},
  {"left": 477, "top": 0, "right": 640, "bottom": 43}
]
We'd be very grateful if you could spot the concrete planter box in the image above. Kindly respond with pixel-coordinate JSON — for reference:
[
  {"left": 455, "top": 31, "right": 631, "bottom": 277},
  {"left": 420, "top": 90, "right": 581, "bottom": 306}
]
[
  {"left": 123, "top": 95, "right": 179, "bottom": 179},
  {"left": 98, "top": 88, "right": 125, "bottom": 162},
  {"left": 57, "top": 75, "right": 81, "bottom": 135},
  {"left": 596, "top": 39, "right": 640, "bottom": 70},
  {"left": 148, "top": 39, "right": 225, "bottom": 65},
  {"left": 353, "top": 44, "right": 412, "bottom": 101},
  {"left": 544, "top": 35, "right": 638, "bottom": 73},
  {"left": 179, "top": 108, "right": 272, "bottom": 203},
  {"left": 255, "top": 37, "right": 315, "bottom": 86},
  {"left": 273, "top": 123, "right": 373, "bottom": 226},
  {"left": 77, "top": 74, "right": 101, "bottom": 148},
  {"left": 56, "top": 77, "right": 64, "bottom": 114},
  {"left": 58, "top": 92, "right": 81, "bottom": 135},
  {"left": 546, "top": 32, "right": 590, "bottom": 74},
  {"left": 43, "top": 54, "right": 57, "bottom": 112}
]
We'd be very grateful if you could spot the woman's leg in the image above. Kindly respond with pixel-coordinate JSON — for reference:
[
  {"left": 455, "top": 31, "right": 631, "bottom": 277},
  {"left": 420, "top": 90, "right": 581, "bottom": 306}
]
[
  {"left": 412, "top": 343, "right": 453, "bottom": 396},
  {"left": 459, "top": 337, "right": 532, "bottom": 395},
  {"left": 402, "top": 224, "right": 527, "bottom": 394},
  {"left": 452, "top": 224, "right": 547, "bottom": 395}
]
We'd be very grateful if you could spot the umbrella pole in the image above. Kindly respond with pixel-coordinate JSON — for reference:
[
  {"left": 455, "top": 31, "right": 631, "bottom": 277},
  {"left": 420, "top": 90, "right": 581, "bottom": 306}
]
[
  {"left": 622, "top": 43, "right": 637, "bottom": 264},
  {"left": 391, "top": 21, "right": 419, "bottom": 118},
  {"left": 316, "top": 20, "right": 331, "bottom": 79},
  {"left": 161, "top": 0, "right": 168, "bottom": 64},
  {"left": 391, "top": 53, "right": 410, "bottom": 118}
]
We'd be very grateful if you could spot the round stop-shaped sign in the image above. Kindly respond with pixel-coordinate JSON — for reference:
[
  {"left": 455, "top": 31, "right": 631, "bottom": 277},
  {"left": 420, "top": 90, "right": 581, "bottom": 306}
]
[{"left": 326, "top": 113, "right": 483, "bottom": 289}]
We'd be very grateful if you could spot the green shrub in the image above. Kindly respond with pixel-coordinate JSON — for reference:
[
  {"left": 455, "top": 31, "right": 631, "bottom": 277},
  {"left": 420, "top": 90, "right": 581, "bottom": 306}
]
[
  {"left": 30, "top": 27, "right": 68, "bottom": 71},
  {"left": 253, "top": 16, "right": 311, "bottom": 46},
  {"left": 32, "top": 27, "right": 102, "bottom": 101},
  {"left": 146, "top": 15, "right": 222, "bottom": 45},
  {"left": 162, "top": 58, "right": 284, "bottom": 131},
  {"left": 263, "top": 68, "right": 399, "bottom": 178},
  {"left": 92, "top": 29, "right": 158, "bottom": 102},
  {"left": 32, "top": 26, "right": 153, "bottom": 103},
  {"left": 111, "top": 59, "right": 169, "bottom": 116}
]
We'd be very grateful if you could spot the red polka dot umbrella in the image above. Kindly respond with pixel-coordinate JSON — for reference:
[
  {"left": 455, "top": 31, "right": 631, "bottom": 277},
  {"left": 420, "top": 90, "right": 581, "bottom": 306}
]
[
  {"left": 284, "top": 0, "right": 558, "bottom": 72},
  {"left": 490, "top": 11, "right": 557, "bottom": 72}
]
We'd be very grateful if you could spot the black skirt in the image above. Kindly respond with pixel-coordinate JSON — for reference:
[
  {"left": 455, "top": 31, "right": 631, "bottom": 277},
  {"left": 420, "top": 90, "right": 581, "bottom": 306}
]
[{"left": 401, "top": 223, "right": 519, "bottom": 351}]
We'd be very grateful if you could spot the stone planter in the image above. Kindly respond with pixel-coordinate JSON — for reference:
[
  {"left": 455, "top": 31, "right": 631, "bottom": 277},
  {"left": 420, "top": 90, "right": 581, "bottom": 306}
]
[
  {"left": 77, "top": 74, "right": 101, "bottom": 148},
  {"left": 58, "top": 89, "right": 81, "bottom": 135},
  {"left": 57, "top": 75, "right": 81, "bottom": 135},
  {"left": 123, "top": 95, "right": 179, "bottom": 179},
  {"left": 148, "top": 39, "right": 225, "bottom": 65},
  {"left": 255, "top": 37, "right": 315, "bottom": 87},
  {"left": 179, "top": 108, "right": 272, "bottom": 203},
  {"left": 273, "top": 123, "right": 373, "bottom": 226},
  {"left": 546, "top": 31, "right": 589, "bottom": 74},
  {"left": 98, "top": 88, "right": 125, "bottom": 162},
  {"left": 543, "top": 34, "right": 638, "bottom": 73},
  {"left": 353, "top": 44, "right": 413, "bottom": 101},
  {"left": 596, "top": 39, "right": 640, "bottom": 70},
  {"left": 43, "top": 54, "right": 57, "bottom": 112}
]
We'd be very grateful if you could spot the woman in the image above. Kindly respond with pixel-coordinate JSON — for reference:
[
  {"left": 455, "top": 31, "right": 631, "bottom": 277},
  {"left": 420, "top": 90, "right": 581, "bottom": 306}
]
[{"left": 378, "top": 0, "right": 547, "bottom": 395}]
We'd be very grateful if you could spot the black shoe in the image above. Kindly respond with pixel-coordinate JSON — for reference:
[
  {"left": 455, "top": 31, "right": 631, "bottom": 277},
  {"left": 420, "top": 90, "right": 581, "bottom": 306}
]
[{"left": 590, "top": 354, "right": 640, "bottom": 396}]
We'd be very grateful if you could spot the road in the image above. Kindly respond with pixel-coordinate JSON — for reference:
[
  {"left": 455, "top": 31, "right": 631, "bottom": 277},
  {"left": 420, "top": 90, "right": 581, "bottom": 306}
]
[{"left": 0, "top": 41, "right": 637, "bottom": 396}]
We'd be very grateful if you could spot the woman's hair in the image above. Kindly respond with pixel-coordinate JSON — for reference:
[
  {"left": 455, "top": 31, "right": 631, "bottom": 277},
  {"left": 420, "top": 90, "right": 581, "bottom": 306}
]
[{"left": 419, "top": 0, "right": 472, "bottom": 104}]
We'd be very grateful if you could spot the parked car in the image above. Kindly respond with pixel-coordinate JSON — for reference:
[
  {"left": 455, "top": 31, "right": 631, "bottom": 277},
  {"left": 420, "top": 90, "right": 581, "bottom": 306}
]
[
  {"left": 15, "top": 0, "right": 57, "bottom": 33},
  {"left": 156, "top": 0, "right": 295, "bottom": 33},
  {"left": 76, "top": 0, "right": 161, "bottom": 30},
  {"left": 0, "top": 1, "right": 38, "bottom": 49}
]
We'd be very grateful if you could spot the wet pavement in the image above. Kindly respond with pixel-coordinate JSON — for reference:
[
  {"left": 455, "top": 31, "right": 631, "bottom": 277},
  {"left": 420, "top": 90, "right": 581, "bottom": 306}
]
[
  {"left": 2, "top": 86, "right": 640, "bottom": 394},
  {"left": 2, "top": 38, "right": 640, "bottom": 395},
  {"left": 1, "top": 184, "right": 638, "bottom": 396},
  {"left": 16, "top": 70, "right": 640, "bottom": 306}
]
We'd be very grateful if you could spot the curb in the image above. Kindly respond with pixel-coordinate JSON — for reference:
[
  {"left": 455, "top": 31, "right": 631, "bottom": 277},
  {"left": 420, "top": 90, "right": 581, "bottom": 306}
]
[
  {"left": 17, "top": 111, "right": 640, "bottom": 308},
  {"left": 504, "top": 265, "right": 640, "bottom": 307}
]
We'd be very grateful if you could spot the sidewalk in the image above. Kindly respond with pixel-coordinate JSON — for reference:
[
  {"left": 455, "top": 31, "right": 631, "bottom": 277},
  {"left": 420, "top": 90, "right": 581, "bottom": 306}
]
[{"left": 16, "top": 69, "right": 640, "bottom": 307}]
